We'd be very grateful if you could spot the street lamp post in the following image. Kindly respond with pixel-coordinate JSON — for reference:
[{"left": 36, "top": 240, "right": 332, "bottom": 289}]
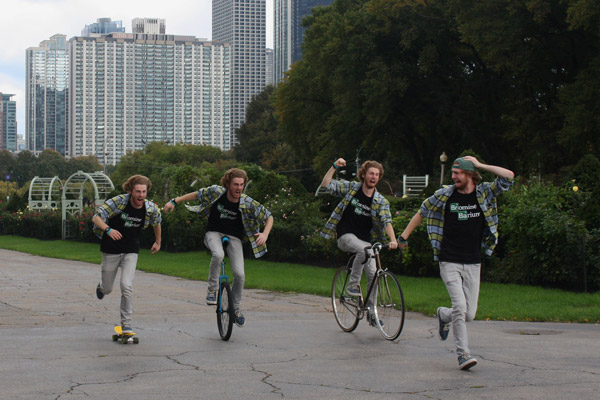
[
  {"left": 5, "top": 174, "right": 10, "bottom": 202},
  {"left": 439, "top": 152, "right": 448, "bottom": 186},
  {"left": 354, "top": 147, "right": 362, "bottom": 178}
]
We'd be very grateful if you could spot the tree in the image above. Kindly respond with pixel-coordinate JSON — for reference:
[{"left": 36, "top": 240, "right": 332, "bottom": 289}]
[
  {"left": 276, "top": 0, "right": 503, "bottom": 176},
  {"left": 234, "top": 85, "right": 278, "bottom": 163},
  {"left": 109, "top": 143, "right": 233, "bottom": 199},
  {"left": 276, "top": 0, "right": 600, "bottom": 178},
  {"left": 234, "top": 85, "right": 305, "bottom": 174},
  {"left": 66, "top": 155, "right": 103, "bottom": 176}
]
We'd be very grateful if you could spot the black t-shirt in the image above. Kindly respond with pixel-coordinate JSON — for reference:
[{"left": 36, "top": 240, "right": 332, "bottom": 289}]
[
  {"left": 336, "top": 187, "right": 373, "bottom": 242},
  {"left": 100, "top": 201, "right": 146, "bottom": 254},
  {"left": 206, "top": 193, "right": 244, "bottom": 240},
  {"left": 439, "top": 190, "right": 484, "bottom": 263}
]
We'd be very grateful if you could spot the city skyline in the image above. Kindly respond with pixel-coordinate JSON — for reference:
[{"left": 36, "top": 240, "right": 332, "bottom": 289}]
[{"left": 0, "top": 0, "right": 275, "bottom": 139}]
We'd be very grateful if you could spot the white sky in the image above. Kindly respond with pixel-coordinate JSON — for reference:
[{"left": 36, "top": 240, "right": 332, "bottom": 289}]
[{"left": 0, "top": 0, "right": 274, "bottom": 137}]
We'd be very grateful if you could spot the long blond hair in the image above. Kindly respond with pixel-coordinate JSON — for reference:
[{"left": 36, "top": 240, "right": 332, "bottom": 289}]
[
  {"left": 221, "top": 168, "right": 248, "bottom": 188},
  {"left": 122, "top": 175, "right": 152, "bottom": 192}
]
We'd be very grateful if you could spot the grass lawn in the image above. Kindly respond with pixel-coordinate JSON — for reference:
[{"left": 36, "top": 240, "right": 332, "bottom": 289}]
[{"left": 1, "top": 235, "right": 598, "bottom": 323}]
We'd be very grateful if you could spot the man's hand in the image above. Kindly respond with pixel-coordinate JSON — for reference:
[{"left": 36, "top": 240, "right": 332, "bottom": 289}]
[
  {"left": 462, "top": 155, "right": 482, "bottom": 169},
  {"left": 462, "top": 155, "right": 515, "bottom": 179},
  {"left": 388, "top": 241, "right": 398, "bottom": 250},
  {"left": 334, "top": 158, "right": 347, "bottom": 169},
  {"left": 151, "top": 242, "right": 161, "bottom": 254},
  {"left": 164, "top": 202, "right": 175, "bottom": 213},
  {"left": 107, "top": 229, "right": 122, "bottom": 240},
  {"left": 253, "top": 232, "right": 269, "bottom": 246}
]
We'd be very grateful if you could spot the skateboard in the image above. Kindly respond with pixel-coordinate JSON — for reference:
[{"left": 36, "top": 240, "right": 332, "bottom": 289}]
[{"left": 112, "top": 326, "right": 139, "bottom": 344}]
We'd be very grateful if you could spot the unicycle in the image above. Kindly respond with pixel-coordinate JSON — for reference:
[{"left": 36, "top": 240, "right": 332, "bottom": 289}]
[{"left": 216, "top": 236, "right": 234, "bottom": 340}]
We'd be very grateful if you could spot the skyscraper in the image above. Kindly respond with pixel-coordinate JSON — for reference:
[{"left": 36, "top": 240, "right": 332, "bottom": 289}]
[
  {"left": 213, "top": 0, "right": 266, "bottom": 145},
  {"left": 26, "top": 34, "right": 69, "bottom": 155},
  {"left": 81, "top": 18, "right": 125, "bottom": 37},
  {"left": 68, "top": 31, "right": 230, "bottom": 165},
  {"left": 274, "top": 0, "right": 333, "bottom": 84},
  {"left": 265, "top": 48, "right": 274, "bottom": 86},
  {"left": 0, "top": 93, "right": 17, "bottom": 151}
]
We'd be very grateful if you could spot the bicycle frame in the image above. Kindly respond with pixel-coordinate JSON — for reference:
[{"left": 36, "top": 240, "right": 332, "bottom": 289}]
[
  {"left": 362, "top": 243, "right": 386, "bottom": 307},
  {"left": 340, "top": 243, "right": 387, "bottom": 319},
  {"left": 332, "top": 241, "right": 405, "bottom": 339}
]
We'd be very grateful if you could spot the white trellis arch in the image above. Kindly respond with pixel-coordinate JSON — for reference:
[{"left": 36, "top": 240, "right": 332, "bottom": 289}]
[
  {"left": 28, "top": 176, "right": 63, "bottom": 210},
  {"left": 62, "top": 171, "right": 114, "bottom": 239}
]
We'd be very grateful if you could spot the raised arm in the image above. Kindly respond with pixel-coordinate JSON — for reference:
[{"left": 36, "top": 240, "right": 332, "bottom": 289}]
[
  {"left": 463, "top": 156, "right": 514, "bottom": 179},
  {"left": 321, "top": 158, "right": 346, "bottom": 188}
]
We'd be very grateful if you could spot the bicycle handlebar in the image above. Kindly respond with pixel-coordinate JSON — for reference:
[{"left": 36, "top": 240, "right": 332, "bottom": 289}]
[{"left": 361, "top": 242, "right": 403, "bottom": 264}]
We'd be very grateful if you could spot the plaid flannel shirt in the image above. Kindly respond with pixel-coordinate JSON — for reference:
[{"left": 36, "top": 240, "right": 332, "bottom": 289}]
[
  {"left": 321, "top": 179, "right": 393, "bottom": 243},
  {"left": 185, "top": 185, "right": 272, "bottom": 258},
  {"left": 93, "top": 194, "right": 162, "bottom": 239},
  {"left": 419, "top": 177, "right": 514, "bottom": 261}
]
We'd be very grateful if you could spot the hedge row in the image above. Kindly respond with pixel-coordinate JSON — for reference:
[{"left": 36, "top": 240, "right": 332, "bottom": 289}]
[{"left": 1, "top": 182, "right": 599, "bottom": 292}]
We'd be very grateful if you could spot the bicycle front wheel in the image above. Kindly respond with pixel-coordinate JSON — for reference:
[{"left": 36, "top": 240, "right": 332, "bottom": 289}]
[
  {"left": 217, "top": 281, "right": 234, "bottom": 341},
  {"left": 374, "top": 271, "right": 405, "bottom": 340},
  {"left": 331, "top": 264, "right": 360, "bottom": 332}
]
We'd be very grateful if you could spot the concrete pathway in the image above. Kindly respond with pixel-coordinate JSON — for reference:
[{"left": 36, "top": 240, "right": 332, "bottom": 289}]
[{"left": 0, "top": 248, "right": 598, "bottom": 399}]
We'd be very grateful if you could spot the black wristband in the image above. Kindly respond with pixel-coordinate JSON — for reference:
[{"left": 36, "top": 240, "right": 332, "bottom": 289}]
[
  {"left": 104, "top": 226, "right": 111, "bottom": 233},
  {"left": 398, "top": 236, "right": 407, "bottom": 244},
  {"left": 333, "top": 162, "right": 340, "bottom": 170},
  {"left": 169, "top": 198, "right": 177, "bottom": 206}
]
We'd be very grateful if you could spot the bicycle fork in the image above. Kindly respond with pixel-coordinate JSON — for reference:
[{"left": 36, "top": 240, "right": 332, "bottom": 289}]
[{"left": 217, "top": 260, "right": 229, "bottom": 313}]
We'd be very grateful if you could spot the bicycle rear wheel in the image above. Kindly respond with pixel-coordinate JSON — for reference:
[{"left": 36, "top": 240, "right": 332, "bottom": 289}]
[
  {"left": 331, "top": 263, "right": 360, "bottom": 332},
  {"left": 374, "top": 271, "right": 405, "bottom": 340},
  {"left": 217, "top": 281, "right": 234, "bottom": 341}
]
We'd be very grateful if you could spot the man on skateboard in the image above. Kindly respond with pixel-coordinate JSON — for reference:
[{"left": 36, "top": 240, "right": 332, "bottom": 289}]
[{"left": 92, "top": 175, "right": 162, "bottom": 336}]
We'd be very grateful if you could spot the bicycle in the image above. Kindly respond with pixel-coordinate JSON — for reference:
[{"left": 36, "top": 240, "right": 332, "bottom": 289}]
[
  {"left": 216, "top": 236, "right": 234, "bottom": 341},
  {"left": 331, "top": 242, "right": 405, "bottom": 340}
]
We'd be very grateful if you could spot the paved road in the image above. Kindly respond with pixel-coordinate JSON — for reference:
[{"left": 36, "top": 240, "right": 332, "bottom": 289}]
[{"left": 0, "top": 248, "right": 599, "bottom": 399}]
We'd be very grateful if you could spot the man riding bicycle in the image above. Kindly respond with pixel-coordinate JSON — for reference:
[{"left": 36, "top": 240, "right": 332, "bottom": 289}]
[{"left": 320, "top": 158, "right": 399, "bottom": 326}]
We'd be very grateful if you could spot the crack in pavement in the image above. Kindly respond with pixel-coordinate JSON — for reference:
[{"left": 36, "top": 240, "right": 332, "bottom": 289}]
[{"left": 251, "top": 363, "right": 285, "bottom": 397}]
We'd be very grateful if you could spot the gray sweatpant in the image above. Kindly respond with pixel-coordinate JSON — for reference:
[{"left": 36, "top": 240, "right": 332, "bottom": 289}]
[
  {"left": 204, "top": 231, "right": 245, "bottom": 310},
  {"left": 438, "top": 261, "right": 481, "bottom": 356},
  {"left": 337, "top": 233, "right": 376, "bottom": 307},
  {"left": 99, "top": 252, "right": 138, "bottom": 327}
]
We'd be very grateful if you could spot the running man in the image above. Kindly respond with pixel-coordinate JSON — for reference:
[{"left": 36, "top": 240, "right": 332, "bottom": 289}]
[
  {"left": 92, "top": 175, "right": 162, "bottom": 334},
  {"left": 399, "top": 155, "right": 514, "bottom": 370},
  {"left": 164, "top": 168, "right": 273, "bottom": 327},
  {"left": 320, "top": 158, "right": 398, "bottom": 327}
]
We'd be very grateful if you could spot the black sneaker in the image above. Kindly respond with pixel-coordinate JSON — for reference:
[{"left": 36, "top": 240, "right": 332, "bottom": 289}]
[
  {"left": 96, "top": 284, "right": 104, "bottom": 300},
  {"left": 437, "top": 307, "right": 450, "bottom": 341},
  {"left": 458, "top": 353, "right": 477, "bottom": 370},
  {"left": 368, "top": 313, "right": 384, "bottom": 328},
  {"left": 234, "top": 309, "right": 246, "bottom": 327}
]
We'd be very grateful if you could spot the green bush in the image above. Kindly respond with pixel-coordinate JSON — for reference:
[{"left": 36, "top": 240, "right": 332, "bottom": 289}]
[
  {"left": 488, "top": 182, "right": 598, "bottom": 291},
  {"left": 65, "top": 210, "right": 97, "bottom": 242},
  {"left": 569, "top": 154, "right": 600, "bottom": 193},
  {"left": 158, "top": 205, "right": 207, "bottom": 252},
  {"left": 0, "top": 209, "right": 62, "bottom": 239}
]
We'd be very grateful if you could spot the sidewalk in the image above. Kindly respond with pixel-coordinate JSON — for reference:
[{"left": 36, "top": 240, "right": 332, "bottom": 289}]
[{"left": 0, "top": 248, "right": 598, "bottom": 399}]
